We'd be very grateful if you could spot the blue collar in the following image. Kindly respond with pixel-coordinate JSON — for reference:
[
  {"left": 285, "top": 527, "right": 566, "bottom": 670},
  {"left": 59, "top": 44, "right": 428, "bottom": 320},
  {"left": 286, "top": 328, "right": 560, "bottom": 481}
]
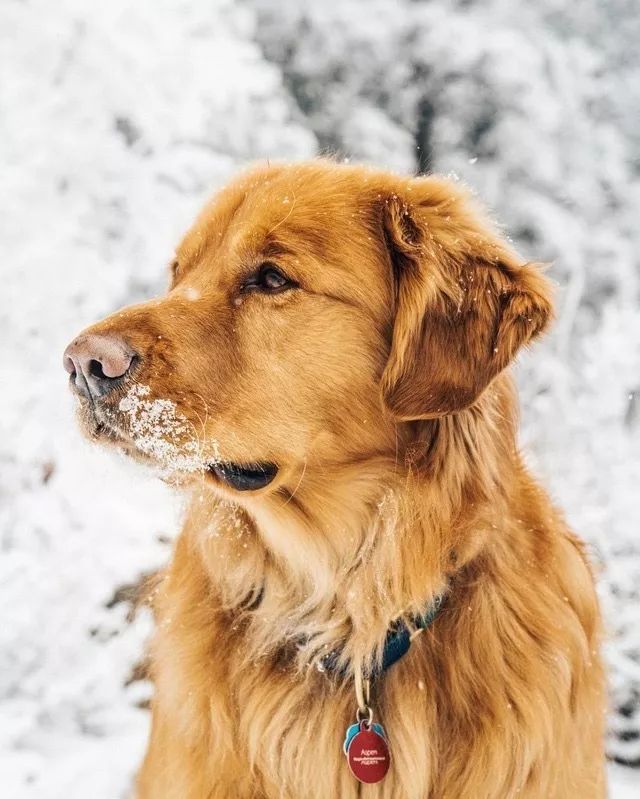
[{"left": 320, "top": 594, "right": 445, "bottom": 677}]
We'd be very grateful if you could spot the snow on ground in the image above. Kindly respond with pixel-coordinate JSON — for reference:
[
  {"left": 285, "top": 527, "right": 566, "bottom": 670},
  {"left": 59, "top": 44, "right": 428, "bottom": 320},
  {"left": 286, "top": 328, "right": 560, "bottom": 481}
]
[{"left": 0, "top": 0, "right": 637, "bottom": 796}]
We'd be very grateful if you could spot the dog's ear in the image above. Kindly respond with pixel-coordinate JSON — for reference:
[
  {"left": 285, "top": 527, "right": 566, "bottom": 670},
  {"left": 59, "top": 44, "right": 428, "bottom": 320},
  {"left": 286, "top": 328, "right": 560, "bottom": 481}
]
[{"left": 380, "top": 178, "right": 553, "bottom": 420}]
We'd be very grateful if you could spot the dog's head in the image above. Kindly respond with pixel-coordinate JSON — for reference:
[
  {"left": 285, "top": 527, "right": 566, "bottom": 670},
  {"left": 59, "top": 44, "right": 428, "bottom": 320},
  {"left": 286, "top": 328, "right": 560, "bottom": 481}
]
[{"left": 63, "top": 161, "right": 552, "bottom": 495}]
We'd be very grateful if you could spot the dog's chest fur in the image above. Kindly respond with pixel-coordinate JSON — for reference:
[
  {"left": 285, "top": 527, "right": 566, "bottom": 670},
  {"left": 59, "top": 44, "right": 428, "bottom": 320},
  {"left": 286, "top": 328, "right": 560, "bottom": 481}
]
[{"left": 139, "top": 474, "right": 605, "bottom": 799}]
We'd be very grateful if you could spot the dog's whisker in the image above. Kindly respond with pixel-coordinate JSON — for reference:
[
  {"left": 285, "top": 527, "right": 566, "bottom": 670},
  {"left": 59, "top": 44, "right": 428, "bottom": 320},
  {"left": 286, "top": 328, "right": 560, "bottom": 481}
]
[{"left": 280, "top": 459, "right": 307, "bottom": 509}]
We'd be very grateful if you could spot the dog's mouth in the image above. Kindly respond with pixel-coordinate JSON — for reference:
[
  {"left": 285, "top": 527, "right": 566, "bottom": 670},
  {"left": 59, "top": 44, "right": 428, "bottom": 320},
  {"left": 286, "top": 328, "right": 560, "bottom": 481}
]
[
  {"left": 207, "top": 462, "right": 278, "bottom": 491},
  {"left": 75, "top": 396, "right": 278, "bottom": 492}
]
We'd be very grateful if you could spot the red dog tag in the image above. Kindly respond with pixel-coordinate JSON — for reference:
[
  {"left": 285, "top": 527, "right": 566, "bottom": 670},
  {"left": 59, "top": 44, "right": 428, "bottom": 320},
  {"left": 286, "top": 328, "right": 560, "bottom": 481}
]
[{"left": 346, "top": 721, "right": 390, "bottom": 784}]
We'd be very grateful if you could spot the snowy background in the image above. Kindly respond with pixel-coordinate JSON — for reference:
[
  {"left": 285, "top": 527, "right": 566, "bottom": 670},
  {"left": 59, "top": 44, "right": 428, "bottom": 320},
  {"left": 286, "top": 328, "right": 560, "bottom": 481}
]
[{"left": 1, "top": 1, "right": 638, "bottom": 796}]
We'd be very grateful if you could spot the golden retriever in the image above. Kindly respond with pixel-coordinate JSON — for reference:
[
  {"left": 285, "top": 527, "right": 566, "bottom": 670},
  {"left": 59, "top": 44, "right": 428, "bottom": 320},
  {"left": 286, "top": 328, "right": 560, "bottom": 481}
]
[{"left": 64, "top": 160, "right": 606, "bottom": 798}]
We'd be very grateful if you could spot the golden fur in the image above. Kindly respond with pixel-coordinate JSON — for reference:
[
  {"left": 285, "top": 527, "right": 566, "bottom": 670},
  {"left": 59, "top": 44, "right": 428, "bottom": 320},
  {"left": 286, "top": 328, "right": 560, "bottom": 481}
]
[{"left": 67, "top": 160, "right": 606, "bottom": 797}]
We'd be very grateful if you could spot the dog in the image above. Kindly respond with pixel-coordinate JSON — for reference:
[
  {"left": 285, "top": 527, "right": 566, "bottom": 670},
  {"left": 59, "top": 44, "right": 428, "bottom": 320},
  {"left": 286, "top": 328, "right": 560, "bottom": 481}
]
[{"left": 64, "top": 160, "right": 606, "bottom": 798}]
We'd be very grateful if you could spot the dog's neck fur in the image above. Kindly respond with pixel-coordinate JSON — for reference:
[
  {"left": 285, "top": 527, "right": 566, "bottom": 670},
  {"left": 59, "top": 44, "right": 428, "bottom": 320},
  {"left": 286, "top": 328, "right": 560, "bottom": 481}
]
[{"left": 189, "top": 374, "right": 520, "bottom": 676}]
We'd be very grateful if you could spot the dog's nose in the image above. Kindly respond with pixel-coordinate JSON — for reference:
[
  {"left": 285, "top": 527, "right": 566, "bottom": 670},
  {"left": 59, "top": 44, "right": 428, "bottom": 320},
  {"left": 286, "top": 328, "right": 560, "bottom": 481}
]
[{"left": 63, "top": 333, "right": 135, "bottom": 399}]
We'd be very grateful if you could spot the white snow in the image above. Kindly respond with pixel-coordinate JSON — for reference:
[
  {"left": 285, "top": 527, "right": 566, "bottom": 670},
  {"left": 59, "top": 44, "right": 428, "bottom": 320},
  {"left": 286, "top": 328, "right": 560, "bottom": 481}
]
[
  {"left": 118, "top": 383, "right": 211, "bottom": 473},
  {"left": 0, "top": 0, "right": 637, "bottom": 796}
]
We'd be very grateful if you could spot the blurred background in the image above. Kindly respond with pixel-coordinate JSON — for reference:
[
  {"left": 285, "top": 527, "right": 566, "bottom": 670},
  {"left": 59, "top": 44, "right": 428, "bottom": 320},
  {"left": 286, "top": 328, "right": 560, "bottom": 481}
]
[{"left": 1, "top": 1, "right": 638, "bottom": 796}]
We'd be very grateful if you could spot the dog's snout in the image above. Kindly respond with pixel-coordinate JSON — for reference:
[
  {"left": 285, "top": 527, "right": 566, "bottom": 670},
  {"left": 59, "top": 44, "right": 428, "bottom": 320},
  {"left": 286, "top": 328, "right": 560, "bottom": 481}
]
[{"left": 63, "top": 333, "right": 135, "bottom": 399}]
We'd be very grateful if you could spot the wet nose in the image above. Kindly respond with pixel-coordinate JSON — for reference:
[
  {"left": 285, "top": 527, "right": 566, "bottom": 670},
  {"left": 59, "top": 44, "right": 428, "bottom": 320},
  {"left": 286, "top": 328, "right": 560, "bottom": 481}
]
[{"left": 63, "top": 333, "right": 135, "bottom": 399}]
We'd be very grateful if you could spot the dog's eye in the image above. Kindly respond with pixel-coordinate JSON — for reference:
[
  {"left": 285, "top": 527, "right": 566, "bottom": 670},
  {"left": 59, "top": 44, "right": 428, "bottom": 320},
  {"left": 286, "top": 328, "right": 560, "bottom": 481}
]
[{"left": 242, "top": 264, "right": 295, "bottom": 294}]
